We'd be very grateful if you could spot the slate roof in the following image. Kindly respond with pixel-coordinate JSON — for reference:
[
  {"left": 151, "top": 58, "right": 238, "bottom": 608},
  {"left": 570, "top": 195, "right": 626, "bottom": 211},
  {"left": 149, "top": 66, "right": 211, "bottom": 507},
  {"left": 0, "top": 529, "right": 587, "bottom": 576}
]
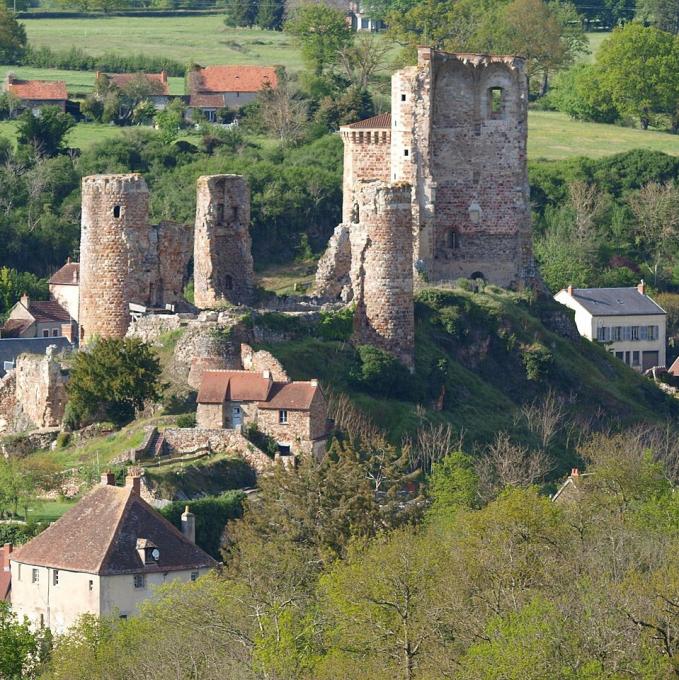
[
  {"left": 258, "top": 381, "right": 319, "bottom": 410},
  {"left": 0, "top": 337, "right": 72, "bottom": 377},
  {"left": 193, "top": 65, "right": 277, "bottom": 94},
  {"left": 564, "top": 287, "right": 666, "bottom": 317},
  {"left": 344, "top": 112, "right": 392, "bottom": 129},
  {"left": 12, "top": 483, "right": 217, "bottom": 575},
  {"left": 104, "top": 72, "right": 169, "bottom": 95},
  {"left": 49, "top": 261, "right": 80, "bottom": 286},
  {"left": 7, "top": 79, "right": 67, "bottom": 101},
  {"left": 197, "top": 370, "right": 273, "bottom": 404}
]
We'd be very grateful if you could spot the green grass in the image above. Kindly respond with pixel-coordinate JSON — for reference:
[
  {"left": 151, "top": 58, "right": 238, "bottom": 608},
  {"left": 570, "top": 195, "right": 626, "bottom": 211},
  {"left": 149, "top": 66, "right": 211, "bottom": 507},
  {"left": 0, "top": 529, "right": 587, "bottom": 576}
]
[
  {"left": 0, "top": 119, "right": 127, "bottom": 149},
  {"left": 18, "top": 16, "right": 304, "bottom": 71},
  {"left": 26, "top": 499, "right": 76, "bottom": 522},
  {"left": 256, "top": 259, "right": 318, "bottom": 296},
  {"left": 527, "top": 111, "right": 679, "bottom": 160},
  {"left": 580, "top": 31, "right": 609, "bottom": 63}
]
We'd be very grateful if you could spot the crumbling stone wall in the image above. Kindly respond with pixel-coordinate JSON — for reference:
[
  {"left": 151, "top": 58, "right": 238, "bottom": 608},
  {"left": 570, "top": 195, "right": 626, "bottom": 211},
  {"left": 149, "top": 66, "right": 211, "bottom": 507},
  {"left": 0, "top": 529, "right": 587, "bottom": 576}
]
[
  {"left": 193, "top": 175, "right": 255, "bottom": 308},
  {"left": 0, "top": 371, "right": 16, "bottom": 434},
  {"left": 314, "top": 223, "right": 352, "bottom": 299},
  {"left": 351, "top": 181, "right": 415, "bottom": 369},
  {"left": 80, "top": 174, "right": 193, "bottom": 344},
  {"left": 14, "top": 348, "right": 68, "bottom": 430},
  {"left": 397, "top": 49, "right": 533, "bottom": 287},
  {"left": 240, "top": 343, "right": 288, "bottom": 382}
]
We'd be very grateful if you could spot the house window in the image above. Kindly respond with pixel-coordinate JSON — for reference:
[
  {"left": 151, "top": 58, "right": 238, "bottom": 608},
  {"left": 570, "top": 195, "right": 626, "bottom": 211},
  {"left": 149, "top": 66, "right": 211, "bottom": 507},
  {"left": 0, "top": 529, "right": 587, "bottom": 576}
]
[
  {"left": 615, "top": 351, "right": 624, "bottom": 360},
  {"left": 32, "top": 568, "right": 39, "bottom": 584},
  {"left": 113, "top": 205, "right": 121, "bottom": 218},
  {"left": 489, "top": 87, "right": 503, "bottom": 117},
  {"left": 191, "top": 571, "right": 199, "bottom": 582},
  {"left": 648, "top": 325, "right": 658, "bottom": 341},
  {"left": 88, "top": 579, "right": 94, "bottom": 591},
  {"left": 631, "top": 326, "right": 639, "bottom": 341},
  {"left": 134, "top": 574, "right": 145, "bottom": 589},
  {"left": 42, "top": 330, "right": 49, "bottom": 338},
  {"left": 53, "top": 570, "right": 59, "bottom": 586},
  {"left": 632, "top": 351, "right": 640, "bottom": 366},
  {"left": 596, "top": 327, "right": 607, "bottom": 342},
  {"left": 52, "top": 328, "right": 59, "bottom": 337},
  {"left": 612, "top": 327, "right": 622, "bottom": 341},
  {"left": 279, "top": 409, "right": 288, "bottom": 424}
]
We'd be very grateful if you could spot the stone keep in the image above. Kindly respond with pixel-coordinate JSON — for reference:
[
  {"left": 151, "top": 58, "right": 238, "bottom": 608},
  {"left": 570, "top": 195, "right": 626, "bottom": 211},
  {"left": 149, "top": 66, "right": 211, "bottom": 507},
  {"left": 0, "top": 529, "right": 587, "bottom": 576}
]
[
  {"left": 351, "top": 181, "right": 414, "bottom": 369},
  {"left": 80, "top": 174, "right": 149, "bottom": 343},
  {"left": 395, "top": 48, "right": 533, "bottom": 287},
  {"left": 193, "top": 175, "right": 255, "bottom": 308}
]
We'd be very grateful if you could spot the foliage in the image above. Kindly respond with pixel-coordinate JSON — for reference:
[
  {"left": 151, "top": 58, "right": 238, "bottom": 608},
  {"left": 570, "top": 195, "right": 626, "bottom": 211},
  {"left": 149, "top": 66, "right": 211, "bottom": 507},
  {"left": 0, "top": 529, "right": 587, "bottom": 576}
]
[
  {"left": 175, "top": 412, "right": 196, "bottom": 428},
  {"left": 243, "top": 422, "right": 279, "bottom": 458},
  {"left": 0, "top": 601, "right": 48, "bottom": 680},
  {"left": 637, "top": 0, "right": 679, "bottom": 33},
  {"left": 0, "top": 267, "right": 48, "bottom": 319},
  {"left": 350, "top": 345, "right": 414, "bottom": 399},
  {"left": 521, "top": 342, "right": 553, "bottom": 381},
  {"left": 159, "top": 491, "right": 245, "bottom": 559},
  {"left": 318, "top": 306, "right": 354, "bottom": 341},
  {"left": 0, "top": 521, "right": 46, "bottom": 545},
  {"left": 0, "top": 6, "right": 26, "bottom": 64},
  {"left": 428, "top": 451, "right": 479, "bottom": 515},
  {"left": 547, "top": 64, "right": 619, "bottom": 123},
  {"left": 67, "top": 337, "right": 163, "bottom": 426},
  {"left": 16, "top": 107, "right": 75, "bottom": 157},
  {"left": 285, "top": 5, "right": 353, "bottom": 76},
  {"left": 154, "top": 99, "right": 185, "bottom": 143}
]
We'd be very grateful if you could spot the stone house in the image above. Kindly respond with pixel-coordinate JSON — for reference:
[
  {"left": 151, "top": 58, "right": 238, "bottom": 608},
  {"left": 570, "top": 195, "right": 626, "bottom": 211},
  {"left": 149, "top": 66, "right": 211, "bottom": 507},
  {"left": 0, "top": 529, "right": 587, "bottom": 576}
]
[
  {"left": 554, "top": 281, "right": 666, "bottom": 372},
  {"left": 0, "top": 294, "right": 75, "bottom": 342},
  {"left": 49, "top": 259, "right": 80, "bottom": 323},
  {"left": 95, "top": 71, "right": 171, "bottom": 110},
  {"left": 196, "top": 369, "right": 328, "bottom": 457},
  {"left": 3, "top": 74, "right": 68, "bottom": 114},
  {"left": 10, "top": 474, "right": 216, "bottom": 634},
  {"left": 186, "top": 65, "right": 278, "bottom": 121}
]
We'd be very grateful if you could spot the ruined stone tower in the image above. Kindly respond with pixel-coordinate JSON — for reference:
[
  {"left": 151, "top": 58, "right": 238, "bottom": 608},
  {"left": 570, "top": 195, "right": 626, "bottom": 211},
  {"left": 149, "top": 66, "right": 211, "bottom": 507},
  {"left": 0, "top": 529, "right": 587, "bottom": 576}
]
[
  {"left": 79, "top": 174, "right": 192, "bottom": 344},
  {"left": 193, "top": 175, "right": 255, "bottom": 309},
  {"left": 394, "top": 48, "right": 533, "bottom": 286},
  {"left": 351, "top": 181, "right": 414, "bottom": 369},
  {"left": 80, "top": 174, "right": 149, "bottom": 343}
]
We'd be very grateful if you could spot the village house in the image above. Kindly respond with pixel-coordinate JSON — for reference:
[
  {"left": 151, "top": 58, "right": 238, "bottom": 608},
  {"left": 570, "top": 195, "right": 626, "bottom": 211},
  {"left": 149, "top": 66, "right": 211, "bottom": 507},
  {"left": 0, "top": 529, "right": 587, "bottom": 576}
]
[
  {"left": 348, "top": 1, "right": 385, "bottom": 31},
  {"left": 3, "top": 74, "right": 68, "bottom": 114},
  {"left": 554, "top": 281, "right": 666, "bottom": 372},
  {"left": 0, "top": 294, "right": 76, "bottom": 342},
  {"left": 186, "top": 65, "right": 277, "bottom": 121},
  {"left": 95, "top": 71, "right": 171, "bottom": 110},
  {"left": 196, "top": 369, "right": 328, "bottom": 458},
  {"left": 48, "top": 258, "right": 80, "bottom": 323},
  {"left": 10, "top": 474, "right": 216, "bottom": 634}
]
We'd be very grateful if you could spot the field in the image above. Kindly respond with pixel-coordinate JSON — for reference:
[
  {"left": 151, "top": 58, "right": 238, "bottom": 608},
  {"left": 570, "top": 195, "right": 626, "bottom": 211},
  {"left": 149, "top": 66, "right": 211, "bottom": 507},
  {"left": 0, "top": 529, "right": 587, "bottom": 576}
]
[
  {"left": 16, "top": 15, "right": 304, "bottom": 70},
  {"left": 0, "top": 119, "right": 126, "bottom": 148}
]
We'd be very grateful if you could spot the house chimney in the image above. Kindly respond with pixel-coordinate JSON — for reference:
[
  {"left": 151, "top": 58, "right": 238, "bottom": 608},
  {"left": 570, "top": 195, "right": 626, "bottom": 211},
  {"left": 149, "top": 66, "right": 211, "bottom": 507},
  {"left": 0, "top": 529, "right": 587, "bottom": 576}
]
[
  {"left": 262, "top": 369, "right": 271, "bottom": 380},
  {"left": 125, "top": 474, "right": 141, "bottom": 495},
  {"left": 637, "top": 279, "right": 646, "bottom": 295},
  {"left": 571, "top": 468, "right": 579, "bottom": 477},
  {"left": 20, "top": 292, "right": 29, "bottom": 308},
  {"left": 567, "top": 285, "right": 573, "bottom": 296},
  {"left": 2, "top": 543, "right": 12, "bottom": 572},
  {"left": 310, "top": 379, "right": 318, "bottom": 387},
  {"left": 101, "top": 471, "right": 116, "bottom": 486},
  {"left": 181, "top": 506, "right": 196, "bottom": 544}
]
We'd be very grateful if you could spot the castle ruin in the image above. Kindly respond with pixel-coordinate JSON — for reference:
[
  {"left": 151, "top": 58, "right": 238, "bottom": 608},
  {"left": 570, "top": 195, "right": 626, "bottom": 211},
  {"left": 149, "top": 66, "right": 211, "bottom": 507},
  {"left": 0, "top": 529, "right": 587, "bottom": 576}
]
[{"left": 193, "top": 175, "right": 255, "bottom": 309}]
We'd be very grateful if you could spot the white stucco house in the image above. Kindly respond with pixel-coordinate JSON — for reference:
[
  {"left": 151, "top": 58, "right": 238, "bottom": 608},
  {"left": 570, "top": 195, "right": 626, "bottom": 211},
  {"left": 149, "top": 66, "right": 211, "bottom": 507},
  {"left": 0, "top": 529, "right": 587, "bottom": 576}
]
[
  {"left": 10, "top": 473, "right": 216, "bottom": 634},
  {"left": 554, "top": 281, "right": 666, "bottom": 372}
]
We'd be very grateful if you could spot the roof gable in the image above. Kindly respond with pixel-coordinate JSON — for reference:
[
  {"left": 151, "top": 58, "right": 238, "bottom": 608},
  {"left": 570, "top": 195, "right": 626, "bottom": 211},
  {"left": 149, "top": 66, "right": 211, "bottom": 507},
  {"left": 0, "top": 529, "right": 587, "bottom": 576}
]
[{"left": 12, "top": 484, "right": 216, "bottom": 574}]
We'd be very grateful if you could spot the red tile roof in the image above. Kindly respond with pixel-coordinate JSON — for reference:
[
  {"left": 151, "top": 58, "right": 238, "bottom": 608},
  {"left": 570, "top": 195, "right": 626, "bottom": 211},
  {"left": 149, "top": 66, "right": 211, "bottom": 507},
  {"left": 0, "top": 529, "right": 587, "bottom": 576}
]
[
  {"left": 198, "top": 370, "right": 273, "bottom": 404},
  {"left": 49, "top": 261, "right": 79, "bottom": 286},
  {"left": 189, "top": 93, "right": 226, "bottom": 109},
  {"left": 258, "top": 381, "right": 320, "bottom": 410},
  {"left": 7, "top": 79, "right": 67, "bottom": 101},
  {"left": 12, "top": 482, "right": 217, "bottom": 575},
  {"left": 344, "top": 112, "right": 392, "bottom": 129},
  {"left": 194, "top": 65, "right": 277, "bottom": 94},
  {"left": 102, "top": 72, "right": 169, "bottom": 96}
]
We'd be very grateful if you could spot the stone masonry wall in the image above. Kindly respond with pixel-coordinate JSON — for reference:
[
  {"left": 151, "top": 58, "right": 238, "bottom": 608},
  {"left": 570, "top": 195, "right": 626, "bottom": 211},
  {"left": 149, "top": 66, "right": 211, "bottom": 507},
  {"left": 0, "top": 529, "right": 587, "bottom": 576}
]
[
  {"left": 240, "top": 343, "right": 289, "bottom": 382},
  {"left": 80, "top": 174, "right": 149, "bottom": 342},
  {"left": 193, "top": 175, "right": 255, "bottom": 308},
  {"left": 14, "top": 348, "right": 68, "bottom": 430},
  {"left": 314, "top": 223, "right": 352, "bottom": 299},
  {"left": 0, "top": 371, "right": 16, "bottom": 434},
  {"left": 351, "top": 181, "right": 415, "bottom": 369}
]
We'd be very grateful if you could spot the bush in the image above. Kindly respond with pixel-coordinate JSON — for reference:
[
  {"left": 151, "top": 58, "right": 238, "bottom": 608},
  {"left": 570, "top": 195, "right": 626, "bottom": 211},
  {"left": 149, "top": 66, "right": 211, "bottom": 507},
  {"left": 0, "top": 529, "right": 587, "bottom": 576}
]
[
  {"left": 318, "top": 307, "right": 354, "bottom": 341},
  {"left": 159, "top": 491, "right": 246, "bottom": 559},
  {"left": 55, "top": 431, "right": 71, "bottom": 449},
  {"left": 175, "top": 413, "right": 196, "bottom": 428},
  {"left": 350, "top": 345, "right": 413, "bottom": 399},
  {"left": 244, "top": 423, "right": 279, "bottom": 458},
  {"left": 547, "top": 65, "right": 619, "bottom": 124},
  {"left": 521, "top": 342, "right": 553, "bottom": 381},
  {"left": 0, "top": 521, "right": 46, "bottom": 545}
]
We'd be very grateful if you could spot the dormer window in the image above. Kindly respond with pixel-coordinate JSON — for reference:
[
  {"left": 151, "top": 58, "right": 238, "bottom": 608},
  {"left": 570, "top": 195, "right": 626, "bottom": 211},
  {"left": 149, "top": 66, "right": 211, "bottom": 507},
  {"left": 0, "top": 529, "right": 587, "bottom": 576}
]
[{"left": 136, "top": 538, "right": 159, "bottom": 565}]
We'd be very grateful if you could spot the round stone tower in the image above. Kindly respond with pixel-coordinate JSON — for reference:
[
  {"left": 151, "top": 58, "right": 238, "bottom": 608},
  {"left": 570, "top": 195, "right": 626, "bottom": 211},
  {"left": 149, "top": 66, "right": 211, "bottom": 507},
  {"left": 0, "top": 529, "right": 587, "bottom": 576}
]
[
  {"left": 351, "top": 180, "right": 414, "bottom": 370},
  {"left": 79, "top": 174, "right": 149, "bottom": 344}
]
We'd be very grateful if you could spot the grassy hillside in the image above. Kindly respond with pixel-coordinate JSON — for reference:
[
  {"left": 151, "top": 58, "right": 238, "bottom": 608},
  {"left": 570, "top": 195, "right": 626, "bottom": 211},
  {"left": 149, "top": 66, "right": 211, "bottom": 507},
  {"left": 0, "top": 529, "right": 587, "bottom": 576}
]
[{"left": 261, "top": 287, "right": 675, "bottom": 472}]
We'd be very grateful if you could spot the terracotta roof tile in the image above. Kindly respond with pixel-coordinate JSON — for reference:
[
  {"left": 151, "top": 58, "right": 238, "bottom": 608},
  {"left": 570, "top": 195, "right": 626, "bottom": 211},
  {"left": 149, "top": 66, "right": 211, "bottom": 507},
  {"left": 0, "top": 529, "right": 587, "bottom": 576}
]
[
  {"left": 189, "top": 93, "right": 226, "bottom": 109},
  {"left": 198, "top": 370, "right": 273, "bottom": 404},
  {"left": 194, "top": 65, "right": 277, "bottom": 94},
  {"left": 258, "top": 381, "right": 319, "bottom": 410},
  {"left": 7, "top": 79, "right": 67, "bottom": 101},
  {"left": 344, "top": 112, "right": 391, "bottom": 129},
  {"left": 12, "top": 484, "right": 217, "bottom": 575},
  {"left": 49, "top": 261, "right": 79, "bottom": 286},
  {"left": 104, "top": 72, "right": 169, "bottom": 95},
  {"left": 27, "top": 300, "right": 71, "bottom": 323}
]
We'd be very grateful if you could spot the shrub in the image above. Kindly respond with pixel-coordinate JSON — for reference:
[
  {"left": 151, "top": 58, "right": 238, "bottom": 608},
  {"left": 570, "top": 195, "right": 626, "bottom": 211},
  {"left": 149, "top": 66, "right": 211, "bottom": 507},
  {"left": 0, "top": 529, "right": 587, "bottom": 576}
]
[
  {"left": 318, "top": 307, "right": 354, "bottom": 341},
  {"left": 521, "top": 342, "right": 553, "bottom": 381},
  {"left": 350, "top": 345, "right": 413, "bottom": 399},
  {"left": 244, "top": 423, "right": 279, "bottom": 458},
  {"left": 159, "top": 491, "right": 246, "bottom": 558},
  {"left": 55, "top": 431, "right": 71, "bottom": 449},
  {"left": 176, "top": 413, "right": 197, "bottom": 428}
]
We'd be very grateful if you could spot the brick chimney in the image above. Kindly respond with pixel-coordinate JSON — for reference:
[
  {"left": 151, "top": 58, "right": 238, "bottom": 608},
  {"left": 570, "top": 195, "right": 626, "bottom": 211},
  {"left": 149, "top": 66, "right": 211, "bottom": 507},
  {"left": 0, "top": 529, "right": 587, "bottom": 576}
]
[
  {"left": 571, "top": 468, "right": 579, "bottom": 477},
  {"left": 101, "top": 471, "right": 116, "bottom": 486},
  {"left": 637, "top": 279, "right": 646, "bottom": 295},
  {"left": 2, "top": 543, "right": 12, "bottom": 571},
  {"left": 181, "top": 506, "right": 196, "bottom": 544},
  {"left": 567, "top": 285, "right": 573, "bottom": 296},
  {"left": 125, "top": 474, "right": 141, "bottom": 495},
  {"left": 262, "top": 369, "right": 271, "bottom": 380}
]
